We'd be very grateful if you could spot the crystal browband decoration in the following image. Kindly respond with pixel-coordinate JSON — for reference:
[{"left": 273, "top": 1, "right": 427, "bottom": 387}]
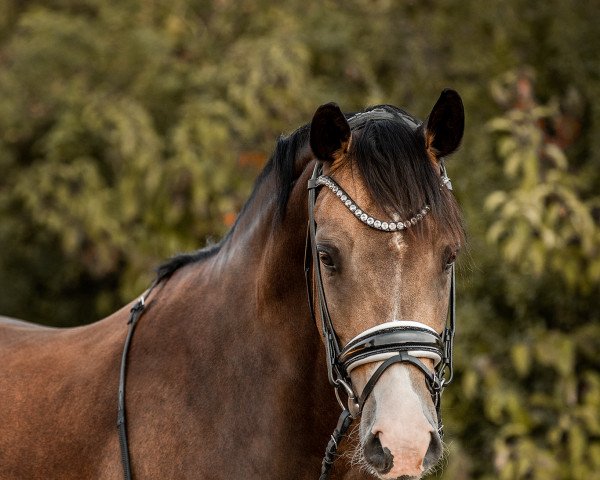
[{"left": 316, "top": 175, "right": 430, "bottom": 231}]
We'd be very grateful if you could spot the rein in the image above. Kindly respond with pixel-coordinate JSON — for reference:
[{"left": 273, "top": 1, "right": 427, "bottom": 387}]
[
  {"left": 305, "top": 161, "right": 456, "bottom": 479},
  {"left": 117, "top": 282, "right": 157, "bottom": 480}
]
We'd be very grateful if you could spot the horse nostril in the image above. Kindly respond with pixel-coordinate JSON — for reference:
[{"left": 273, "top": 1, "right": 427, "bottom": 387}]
[
  {"left": 363, "top": 432, "right": 394, "bottom": 475},
  {"left": 423, "top": 432, "right": 443, "bottom": 470}
]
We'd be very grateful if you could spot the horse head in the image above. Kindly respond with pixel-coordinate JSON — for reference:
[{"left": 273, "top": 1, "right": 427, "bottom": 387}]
[{"left": 307, "top": 90, "right": 465, "bottom": 479}]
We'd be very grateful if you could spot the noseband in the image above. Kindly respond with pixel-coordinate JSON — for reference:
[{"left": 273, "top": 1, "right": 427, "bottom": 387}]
[{"left": 306, "top": 154, "right": 456, "bottom": 479}]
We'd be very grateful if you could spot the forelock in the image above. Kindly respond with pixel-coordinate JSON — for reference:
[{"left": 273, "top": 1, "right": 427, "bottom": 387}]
[{"left": 333, "top": 106, "right": 464, "bottom": 245}]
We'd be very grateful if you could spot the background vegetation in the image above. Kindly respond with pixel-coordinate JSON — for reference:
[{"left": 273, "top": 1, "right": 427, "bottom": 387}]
[{"left": 1, "top": 0, "right": 598, "bottom": 478}]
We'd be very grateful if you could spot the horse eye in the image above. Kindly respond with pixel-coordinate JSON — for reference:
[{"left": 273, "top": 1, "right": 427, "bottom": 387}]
[
  {"left": 319, "top": 252, "right": 335, "bottom": 267},
  {"left": 318, "top": 251, "right": 335, "bottom": 268}
]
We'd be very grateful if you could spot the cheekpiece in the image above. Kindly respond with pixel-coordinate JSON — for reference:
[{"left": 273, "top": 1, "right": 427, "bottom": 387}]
[{"left": 315, "top": 175, "right": 430, "bottom": 232}]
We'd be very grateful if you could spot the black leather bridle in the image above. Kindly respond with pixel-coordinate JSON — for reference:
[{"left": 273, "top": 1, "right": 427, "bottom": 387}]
[
  {"left": 116, "top": 112, "right": 457, "bottom": 480},
  {"left": 305, "top": 161, "right": 456, "bottom": 479}
]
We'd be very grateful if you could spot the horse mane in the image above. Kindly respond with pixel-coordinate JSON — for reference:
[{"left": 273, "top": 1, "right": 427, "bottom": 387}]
[
  {"left": 156, "top": 105, "right": 464, "bottom": 284},
  {"left": 155, "top": 244, "right": 222, "bottom": 284},
  {"left": 155, "top": 124, "right": 310, "bottom": 284}
]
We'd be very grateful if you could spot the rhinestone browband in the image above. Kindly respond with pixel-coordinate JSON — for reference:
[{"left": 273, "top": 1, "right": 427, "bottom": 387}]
[{"left": 315, "top": 175, "right": 430, "bottom": 231}]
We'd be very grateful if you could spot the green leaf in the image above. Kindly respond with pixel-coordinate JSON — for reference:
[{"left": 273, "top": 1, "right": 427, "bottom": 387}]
[{"left": 511, "top": 343, "right": 531, "bottom": 377}]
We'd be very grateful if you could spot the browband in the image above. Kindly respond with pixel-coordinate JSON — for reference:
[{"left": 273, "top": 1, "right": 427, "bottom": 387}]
[{"left": 314, "top": 175, "right": 430, "bottom": 231}]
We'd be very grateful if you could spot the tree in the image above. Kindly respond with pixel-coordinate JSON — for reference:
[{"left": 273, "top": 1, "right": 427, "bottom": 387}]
[{"left": 1, "top": 0, "right": 599, "bottom": 477}]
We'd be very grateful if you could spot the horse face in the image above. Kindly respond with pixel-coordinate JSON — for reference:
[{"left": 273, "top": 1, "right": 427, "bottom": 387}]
[
  {"left": 313, "top": 173, "right": 457, "bottom": 478},
  {"left": 309, "top": 92, "right": 464, "bottom": 479}
]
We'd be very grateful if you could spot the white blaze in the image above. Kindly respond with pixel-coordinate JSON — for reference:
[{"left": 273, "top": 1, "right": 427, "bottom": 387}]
[{"left": 371, "top": 365, "right": 433, "bottom": 477}]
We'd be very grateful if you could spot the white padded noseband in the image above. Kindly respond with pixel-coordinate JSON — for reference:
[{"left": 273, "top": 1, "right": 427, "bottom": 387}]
[{"left": 344, "top": 321, "right": 443, "bottom": 373}]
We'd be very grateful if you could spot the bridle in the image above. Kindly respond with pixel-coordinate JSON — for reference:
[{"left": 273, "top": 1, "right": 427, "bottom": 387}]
[
  {"left": 116, "top": 109, "right": 457, "bottom": 480},
  {"left": 306, "top": 112, "right": 456, "bottom": 479},
  {"left": 307, "top": 163, "right": 456, "bottom": 478}
]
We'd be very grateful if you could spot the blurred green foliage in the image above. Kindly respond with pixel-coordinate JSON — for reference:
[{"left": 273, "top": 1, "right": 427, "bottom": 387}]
[{"left": 0, "top": 0, "right": 599, "bottom": 478}]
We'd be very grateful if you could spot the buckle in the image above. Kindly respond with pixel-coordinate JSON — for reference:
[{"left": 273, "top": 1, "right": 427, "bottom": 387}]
[{"left": 333, "top": 377, "right": 360, "bottom": 418}]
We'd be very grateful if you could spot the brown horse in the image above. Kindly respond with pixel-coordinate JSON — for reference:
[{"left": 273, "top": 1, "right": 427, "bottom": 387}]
[{"left": 0, "top": 90, "right": 464, "bottom": 480}]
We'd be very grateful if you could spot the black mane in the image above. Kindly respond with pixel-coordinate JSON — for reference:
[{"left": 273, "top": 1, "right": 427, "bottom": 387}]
[
  {"left": 155, "top": 244, "right": 222, "bottom": 284},
  {"left": 155, "top": 124, "right": 309, "bottom": 284},
  {"left": 156, "top": 105, "right": 463, "bottom": 284}
]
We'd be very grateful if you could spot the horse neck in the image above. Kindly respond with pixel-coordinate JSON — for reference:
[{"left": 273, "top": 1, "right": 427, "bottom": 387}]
[
  {"left": 123, "top": 161, "right": 341, "bottom": 474},
  {"left": 139, "top": 158, "right": 334, "bottom": 415},
  {"left": 213, "top": 171, "right": 309, "bottom": 301}
]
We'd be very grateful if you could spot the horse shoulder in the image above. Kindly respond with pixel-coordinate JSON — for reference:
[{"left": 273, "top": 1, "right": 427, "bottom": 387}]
[{"left": 0, "top": 309, "right": 131, "bottom": 479}]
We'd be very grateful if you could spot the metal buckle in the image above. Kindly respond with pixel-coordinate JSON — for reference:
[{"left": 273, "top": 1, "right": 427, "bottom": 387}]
[
  {"left": 440, "top": 161, "right": 453, "bottom": 190},
  {"left": 441, "top": 327, "right": 454, "bottom": 385},
  {"left": 334, "top": 378, "right": 360, "bottom": 418}
]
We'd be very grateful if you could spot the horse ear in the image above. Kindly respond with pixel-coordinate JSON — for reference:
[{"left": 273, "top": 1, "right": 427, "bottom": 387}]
[
  {"left": 422, "top": 89, "right": 464, "bottom": 161},
  {"left": 310, "top": 102, "right": 351, "bottom": 163}
]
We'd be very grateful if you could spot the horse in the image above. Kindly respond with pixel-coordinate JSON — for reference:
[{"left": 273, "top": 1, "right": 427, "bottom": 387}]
[{"left": 0, "top": 89, "right": 465, "bottom": 480}]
